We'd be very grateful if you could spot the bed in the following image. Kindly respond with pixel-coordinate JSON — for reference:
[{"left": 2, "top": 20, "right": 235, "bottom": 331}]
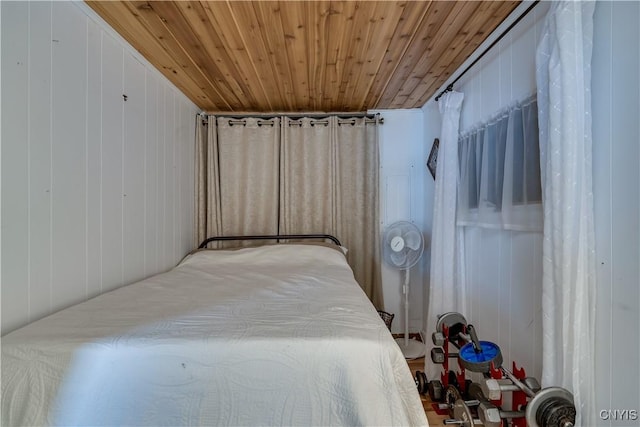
[{"left": 1, "top": 236, "right": 428, "bottom": 426}]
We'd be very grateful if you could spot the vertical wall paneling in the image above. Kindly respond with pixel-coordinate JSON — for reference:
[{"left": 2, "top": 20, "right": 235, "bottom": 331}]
[
  {"left": 156, "top": 87, "right": 168, "bottom": 268},
  {"left": 384, "top": 175, "right": 411, "bottom": 223},
  {"left": 592, "top": 1, "right": 640, "bottom": 420},
  {"left": 86, "top": 14, "right": 102, "bottom": 299},
  {"left": 608, "top": 2, "right": 640, "bottom": 418},
  {"left": 144, "top": 75, "right": 159, "bottom": 276},
  {"left": 1, "top": 2, "right": 29, "bottom": 333},
  {"left": 421, "top": 1, "right": 550, "bottom": 379},
  {"left": 51, "top": 2, "right": 88, "bottom": 310},
  {"left": 166, "top": 91, "right": 175, "bottom": 268},
  {"left": 0, "top": 0, "right": 3, "bottom": 328},
  {"left": 1, "top": 2, "right": 199, "bottom": 335},
  {"left": 28, "top": 1, "right": 53, "bottom": 319},
  {"left": 100, "top": 33, "right": 124, "bottom": 292},
  {"left": 123, "top": 54, "right": 146, "bottom": 285}
]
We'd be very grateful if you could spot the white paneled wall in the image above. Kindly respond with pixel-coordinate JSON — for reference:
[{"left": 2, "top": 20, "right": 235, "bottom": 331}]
[
  {"left": 1, "top": 1, "right": 199, "bottom": 335},
  {"left": 373, "top": 109, "right": 427, "bottom": 334},
  {"left": 592, "top": 1, "right": 640, "bottom": 422},
  {"left": 421, "top": 2, "right": 549, "bottom": 379}
]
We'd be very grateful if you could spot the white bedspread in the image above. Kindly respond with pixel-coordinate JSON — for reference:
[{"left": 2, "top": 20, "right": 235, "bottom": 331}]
[{"left": 1, "top": 244, "right": 427, "bottom": 426}]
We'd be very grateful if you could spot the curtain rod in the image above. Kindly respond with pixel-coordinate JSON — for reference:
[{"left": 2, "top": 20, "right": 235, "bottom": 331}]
[
  {"left": 200, "top": 111, "right": 380, "bottom": 118},
  {"left": 435, "top": 0, "right": 540, "bottom": 102},
  {"left": 198, "top": 111, "right": 383, "bottom": 124}
]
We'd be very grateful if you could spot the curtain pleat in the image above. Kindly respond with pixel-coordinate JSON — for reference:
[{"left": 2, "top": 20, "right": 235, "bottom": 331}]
[
  {"left": 334, "top": 117, "right": 382, "bottom": 309},
  {"left": 195, "top": 116, "right": 207, "bottom": 245},
  {"left": 536, "top": 2, "right": 597, "bottom": 424},
  {"left": 280, "top": 116, "right": 382, "bottom": 308},
  {"left": 279, "top": 117, "right": 335, "bottom": 235},
  {"left": 425, "top": 91, "right": 466, "bottom": 380},
  {"left": 216, "top": 117, "right": 280, "bottom": 243},
  {"left": 195, "top": 115, "right": 222, "bottom": 247}
]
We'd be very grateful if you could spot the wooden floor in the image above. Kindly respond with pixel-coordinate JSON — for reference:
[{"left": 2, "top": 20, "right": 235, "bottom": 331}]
[{"left": 406, "top": 357, "right": 448, "bottom": 425}]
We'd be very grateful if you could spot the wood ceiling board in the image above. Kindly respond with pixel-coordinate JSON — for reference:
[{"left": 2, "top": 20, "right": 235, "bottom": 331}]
[
  {"left": 346, "top": 1, "right": 409, "bottom": 111},
  {"left": 87, "top": 0, "right": 520, "bottom": 112},
  {"left": 374, "top": 0, "right": 458, "bottom": 108},
  {"left": 88, "top": 1, "right": 220, "bottom": 109},
  {"left": 364, "top": 0, "right": 432, "bottom": 108},
  {"left": 410, "top": 0, "right": 520, "bottom": 106},
  {"left": 168, "top": 2, "right": 257, "bottom": 107},
  {"left": 126, "top": 0, "right": 232, "bottom": 108},
  {"left": 388, "top": 1, "right": 481, "bottom": 107}
]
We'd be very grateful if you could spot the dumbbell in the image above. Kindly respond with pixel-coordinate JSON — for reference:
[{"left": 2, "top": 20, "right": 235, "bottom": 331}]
[
  {"left": 480, "top": 387, "right": 575, "bottom": 427},
  {"left": 479, "top": 376, "right": 541, "bottom": 401},
  {"left": 414, "top": 370, "right": 428, "bottom": 394},
  {"left": 474, "top": 379, "right": 575, "bottom": 427},
  {"left": 433, "top": 312, "right": 468, "bottom": 348},
  {"left": 444, "top": 395, "right": 529, "bottom": 427},
  {"left": 414, "top": 370, "right": 452, "bottom": 403},
  {"left": 431, "top": 347, "right": 460, "bottom": 364},
  {"left": 443, "top": 400, "right": 511, "bottom": 426},
  {"left": 443, "top": 399, "right": 477, "bottom": 426}
]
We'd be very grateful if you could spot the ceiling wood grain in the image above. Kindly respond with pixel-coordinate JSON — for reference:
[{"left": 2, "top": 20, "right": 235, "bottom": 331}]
[{"left": 87, "top": 1, "right": 519, "bottom": 112}]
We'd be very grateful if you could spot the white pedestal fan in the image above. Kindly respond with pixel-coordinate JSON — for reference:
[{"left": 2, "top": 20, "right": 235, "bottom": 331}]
[{"left": 382, "top": 221, "right": 425, "bottom": 359}]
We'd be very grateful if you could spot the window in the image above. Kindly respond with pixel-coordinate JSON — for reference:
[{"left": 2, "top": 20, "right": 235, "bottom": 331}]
[{"left": 457, "top": 95, "right": 542, "bottom": 232}]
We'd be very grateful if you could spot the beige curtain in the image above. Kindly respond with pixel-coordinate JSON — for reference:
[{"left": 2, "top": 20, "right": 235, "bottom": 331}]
[
  {"left": 279, "top": 117, "right": 335, "bottom": 234},
  {"left": 195, "top": 115, "right": 222, "bottom": 246},
  {"left": 195, "top": 113, "right": 382, "bottom": 308},
  {"left": 216, "top": 117, "right": 280, "bottom": 241},
  {"left": 195, "top": 116, "right": 280, "bottom": 247},
  {"left": 280, "top": 116, "right": 383, "bottom": 309}
]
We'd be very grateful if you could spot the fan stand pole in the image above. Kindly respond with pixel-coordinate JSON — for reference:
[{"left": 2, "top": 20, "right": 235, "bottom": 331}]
[
  {"left": 394, "top": 268, "right": 425, "bottom": 360},
  {"left": 404, "top": 268, "right": 410, "bottom": 348}
]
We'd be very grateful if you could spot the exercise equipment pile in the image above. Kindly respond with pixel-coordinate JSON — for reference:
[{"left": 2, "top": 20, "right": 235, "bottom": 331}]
[{"left": 414, "top": 312, "right": 576, "bottom": 427}]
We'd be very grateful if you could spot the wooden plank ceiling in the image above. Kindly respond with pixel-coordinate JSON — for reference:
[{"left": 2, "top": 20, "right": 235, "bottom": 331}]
[{"left": 87, "top": 1, "right": 519, "bottom": 113}]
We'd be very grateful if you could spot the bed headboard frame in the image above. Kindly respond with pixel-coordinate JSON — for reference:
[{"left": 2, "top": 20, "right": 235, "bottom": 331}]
[{"left": 198, "top": 234, "right": 342, "bottom": 249}]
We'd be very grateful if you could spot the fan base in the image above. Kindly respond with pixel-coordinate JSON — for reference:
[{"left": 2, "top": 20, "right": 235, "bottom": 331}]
[{"left": 394, "top": 337, "right": 426, "bottom": 360}]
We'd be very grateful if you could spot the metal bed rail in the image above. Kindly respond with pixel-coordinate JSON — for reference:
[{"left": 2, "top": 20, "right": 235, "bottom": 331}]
[{"left": 198, "top": 234, "right": 342, "bottom": 249}]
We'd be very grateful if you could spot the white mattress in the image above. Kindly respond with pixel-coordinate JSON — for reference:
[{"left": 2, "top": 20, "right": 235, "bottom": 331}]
[{"left": 1, "top": 244, "right": 427, "bottom": 426}]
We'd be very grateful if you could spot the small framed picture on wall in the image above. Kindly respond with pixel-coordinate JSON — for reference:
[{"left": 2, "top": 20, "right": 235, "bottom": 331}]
[{"left": 427, "top": 138, "right": 439, "bottom": 180}]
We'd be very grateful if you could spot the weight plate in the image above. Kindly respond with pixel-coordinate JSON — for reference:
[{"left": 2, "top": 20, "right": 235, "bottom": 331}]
[
  {"left": 445, "top": 385, "right": 463, "bottom": 417},
  {"left": 436, "top": 312, "right": 468, "bottom": 333},
  {"left": 462, "top": 379, "right": 473, "bottom": 399},
  {"left": 428, "top": 380, "right": 443, "bottom": 402},
  {"left": 466, "top": 382, "right": 485, "bottom": 401},
  {"left": 415, "top": 371, "right": 428, "bottom": 394},
  {"left": 525, "top": 387, "right": 575, "bottom": 427},
  {"left": 458, "top": 341, "right": 503, "bottom": 373},
  {"left": 452, "top": 399, "right": 474, "bottom": 427}
]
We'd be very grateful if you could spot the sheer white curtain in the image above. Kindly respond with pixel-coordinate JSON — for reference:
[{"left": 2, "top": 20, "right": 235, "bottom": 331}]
[
  {"left": 425, "top": 91, "right": 466, "bottom": 378},
  {"left": 536, "top": 2, "right": 596, "bottom": 425},
  {"left": 457, "top": 96, "right": 542, "bottom": 231}
]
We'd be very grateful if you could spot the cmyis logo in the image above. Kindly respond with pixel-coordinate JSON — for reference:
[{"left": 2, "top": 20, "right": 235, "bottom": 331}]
[{"left": 599, "top": 409, "right": 639, "bottom": 421}]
